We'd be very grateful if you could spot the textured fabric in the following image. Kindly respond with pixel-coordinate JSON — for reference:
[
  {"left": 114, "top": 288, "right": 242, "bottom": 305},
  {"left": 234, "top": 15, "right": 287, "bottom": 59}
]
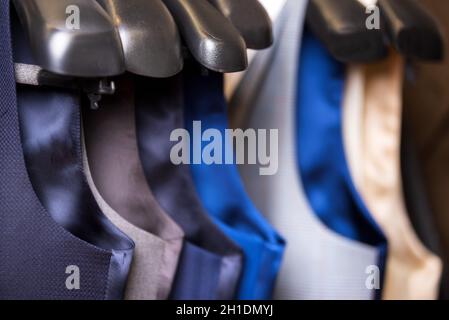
[
  {"left": 230, "top": 0, "right": 384, "bottom": 300},
  {"left": 296, "top": 31, "right": 385, "bottom": 246},
  {"left": 183, "top": 69, "right": 285, "bottom": 299},
  {"left": 84, "top": 150, "right": 165, "bottom": 300},
  {"left": 17, "top": 85, "right": 135, "bottom": 300},
  {"left": 343, "top": 51, "right": 442, "bottom": 299},
  {"left": 135, "top": 75, "right": 242, "bottom": 300},
  {"left": 0, "top": 1, "right": 133, "bottom": 299},
  {"left": 402, "top": 0, "right": 449, "bottom": 299},
  {"left": 83, "top": 75, "right": 184, "bottom": 300}
]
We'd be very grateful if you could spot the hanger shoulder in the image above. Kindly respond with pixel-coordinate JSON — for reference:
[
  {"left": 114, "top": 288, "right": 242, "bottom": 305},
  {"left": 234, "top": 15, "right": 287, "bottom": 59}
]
[
  {"left": 307, "top": 0, "right": 387, "bottom": 63},
  {"left": 378, "top": 0, "right": 444, "bottom": 61},
  {"left": 98, "top": 0, "right": 183, "bottom": 78},
  {"left": 162, "top": 0, "right": 247, "bottom": 73},
  {"left": 12, "top": 0, "right": 125, "bottom": 77},
  {"left": 208, "top": 0, "right": 273, "bottom": 50}
]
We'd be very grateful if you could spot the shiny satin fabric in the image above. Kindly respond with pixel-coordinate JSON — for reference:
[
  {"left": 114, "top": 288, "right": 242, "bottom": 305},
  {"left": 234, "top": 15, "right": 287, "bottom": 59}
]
[
  {"left": 230, "top": 0, "right": 384, "bottom": 300},
  {"left": 343, "top": 52, "right": 442, "bottom": 299},
  {"left": 296, "top": 31, "right": 386, "bottom": 247},
  {"left": 134, "top": 75, "right": 243, "bottom": 300},
  {"left": 83, "top": 76, "right": 184, "bottom": 300},
  {"left": 184, "top": 63, "right": 285, "bottom": 300},
  {"left": 0, "top": 3, "right": 133, "bottom": 299},
  {"left": 183, "top": 62, "right": 287, "bottom": 300},
  {"left": 402, "top": 0, "right": 449, "bottom": 299}
]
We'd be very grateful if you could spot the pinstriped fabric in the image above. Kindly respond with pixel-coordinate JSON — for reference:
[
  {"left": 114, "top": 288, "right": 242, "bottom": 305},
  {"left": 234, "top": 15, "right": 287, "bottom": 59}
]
[
  {"left": 230, "top": 0, "right": 386, "bottom": 299},
  {"left": 134, "top": 75, "right": 243, "bottom": 300}
]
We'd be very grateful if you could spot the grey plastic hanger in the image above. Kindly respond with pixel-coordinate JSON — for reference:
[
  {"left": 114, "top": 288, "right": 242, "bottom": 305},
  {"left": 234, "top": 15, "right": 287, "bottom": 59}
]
[
  {"left": 307, "top": 0, "right": 387, "bottom": 63},
  {"left": 208, "top": 0, "right": 273, "bottom": 49},
  {"left": 14, "top": 63, "right": 116, "bottom": 110},
  {"left": 12, "top": 0, "right": 125, "bottom": 77},
  {"left": 162, "top": 0, "right": 247, "bottom": 73},
  {"left": 97, "top": 0, "right": 184, "bottom": 78},
  {"left": 378, "top": 0, "right": 444, "bottom": 61}
]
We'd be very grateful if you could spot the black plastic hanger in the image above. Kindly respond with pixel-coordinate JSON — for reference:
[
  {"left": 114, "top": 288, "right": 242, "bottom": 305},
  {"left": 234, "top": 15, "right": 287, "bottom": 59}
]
[
  {"left": 378, "top": 0, "right": 444, "bottom": 61},
  {"left": 97, "top": 0, "right": 184, "bottom": 78},
  {"left": 306, "top": 0, "right": 387, "bottom": 63},
  {"left": 208, "top": 0, "right": 273, "bottom": 49},
  {"left": 162, "top": 0, "right": 247, "bottom": 73},
  {"left": 12, "top": 0, "right": 125, "bottom": 77}
]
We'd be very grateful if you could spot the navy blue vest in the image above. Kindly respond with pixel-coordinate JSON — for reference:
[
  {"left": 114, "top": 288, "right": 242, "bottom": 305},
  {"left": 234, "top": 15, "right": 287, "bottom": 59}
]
[
  {"left": 0, "top": 1, "right": 133, "bottom": 299},
  {"left": 135, "top": 75, "right": 243, "bottom": 300}
]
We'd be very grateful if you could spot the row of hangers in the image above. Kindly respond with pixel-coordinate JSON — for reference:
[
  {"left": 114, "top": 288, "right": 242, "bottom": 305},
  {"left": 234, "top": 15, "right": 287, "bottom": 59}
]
[
  {"left": 13, "top": 0, "right": 444, "bottom": 108},
  {"left": 308, "top": 0, "right": 444, "bottom": 62},
  {"left": 12, "top": 0, "right": 272, "bottom": 108},
  {"left": 13, "top": 0, "right": 272, "bottom": 78}
]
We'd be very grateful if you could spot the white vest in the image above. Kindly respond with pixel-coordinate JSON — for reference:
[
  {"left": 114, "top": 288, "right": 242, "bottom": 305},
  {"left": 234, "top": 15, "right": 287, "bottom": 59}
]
[{"left": 230, "top": 0, "right": 381, "bottom": 300}]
